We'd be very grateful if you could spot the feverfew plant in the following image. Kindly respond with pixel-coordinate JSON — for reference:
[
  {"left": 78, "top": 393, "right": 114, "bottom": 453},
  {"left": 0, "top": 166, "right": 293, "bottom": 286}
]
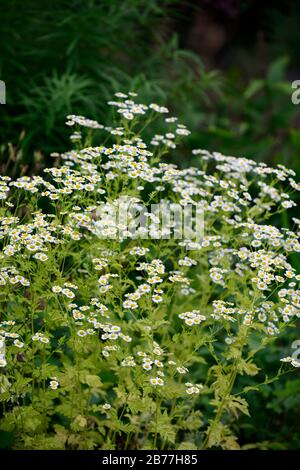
[{"left": 0, "top": 92, "right": 300, "bottom": 450}]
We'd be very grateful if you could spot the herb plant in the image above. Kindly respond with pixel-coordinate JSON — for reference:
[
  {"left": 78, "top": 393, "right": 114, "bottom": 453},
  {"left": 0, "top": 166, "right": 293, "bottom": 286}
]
[{"left": 0, "top": 93, "right": 299, "bottom": 450}]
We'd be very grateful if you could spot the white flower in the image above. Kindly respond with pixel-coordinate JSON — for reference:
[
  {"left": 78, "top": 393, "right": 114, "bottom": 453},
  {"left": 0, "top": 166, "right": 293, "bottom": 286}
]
[
  {"left": 49, "top": 379, "right": 59, "bottom": 390},
  {"left": 280, "top": 356, "right": 300, "bottom": 367},
  {"left": 32, "top": 333, "right": 49, "bottom": 344},
  {"left": 52, "top": 285, "right": 62, "bottom": 293},
  {"left": 77, "top": 330, "right": 87, "bottom": 337},
  {"left": 185, "top": 383, "right": 203, "bottom": 395},
  {"left": 281, "top": 200, "right": 294, "bottom": 209},
  {"left": 33, "top": 252, "right": 48, "bottom": 262},
  {"left": 291, "top": 359, "right": 300, "bottom": 368},
  {"left": 123, "top": 300, "right": 138, "bottom": 310},
  {"left": 176, "top": 367, "right": 188, "bottom": 374},
  {"left": 62, "top": 288, "right": 75, "bottom": 299},
  {"left": 0, "top": 358, "right": 7, "bottom": 367},
  {"left": 150, "top": 377, "right": 164, "bottom": 386},
  {"left": 123, "top": 112, "right": 134, "bottom": 120},
  {"left": 280, "top": 356, "right": 293, "bottom": 363},
  {"left": 149, "top": 103, "right": 169, "bottom": 113}
]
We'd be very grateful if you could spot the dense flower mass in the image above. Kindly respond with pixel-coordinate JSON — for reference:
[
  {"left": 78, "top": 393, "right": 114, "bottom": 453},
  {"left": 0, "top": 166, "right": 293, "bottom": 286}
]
[{"left": 0, "top": 92, "right": 299, "bottom": 450}]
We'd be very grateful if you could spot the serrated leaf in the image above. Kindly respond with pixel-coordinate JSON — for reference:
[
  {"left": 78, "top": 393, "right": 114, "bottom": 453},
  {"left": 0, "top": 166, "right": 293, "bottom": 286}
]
[
  {"left": 178, "top": 441, "right": 198, "bottom": 450},
  {"left": 226, "top": 395, "right": 250, "bottom": 418},
  {"left": 82, "top": 374, "right": 102, "bottom": 388},
  {"left": 237, "top": 359, "right": 259, "bottom": 376}
]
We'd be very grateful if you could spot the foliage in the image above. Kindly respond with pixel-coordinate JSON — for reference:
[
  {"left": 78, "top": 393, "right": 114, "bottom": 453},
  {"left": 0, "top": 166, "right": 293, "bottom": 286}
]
[
  {"left": 0, "top": 0, "right": 220, "bottom": 170},
  {"left": 0, "top": 94, "right": 299, "bottom": 449}
]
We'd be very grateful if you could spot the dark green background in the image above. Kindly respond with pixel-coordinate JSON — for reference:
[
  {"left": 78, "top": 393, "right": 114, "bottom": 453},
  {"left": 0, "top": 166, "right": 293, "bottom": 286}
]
[{"left": 0, "top": 0, "right": 300, "bottom": 449}]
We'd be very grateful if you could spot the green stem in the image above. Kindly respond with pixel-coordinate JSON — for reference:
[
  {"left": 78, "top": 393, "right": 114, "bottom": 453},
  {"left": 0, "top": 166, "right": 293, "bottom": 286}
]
[
  {"left": 202, "top": 326, "right": 250, "bottom": 450},
  {"left": 152, "top": 398, "right": 161, "bottom": 450},
  {"left": 202, "top": 364, "right": 237, "bottom": 450}
]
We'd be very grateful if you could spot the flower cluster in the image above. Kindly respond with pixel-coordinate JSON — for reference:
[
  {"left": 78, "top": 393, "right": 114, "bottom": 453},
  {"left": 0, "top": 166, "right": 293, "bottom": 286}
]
[
  {"left": 185, "top": 382, "right": 203, "bottom": 395},
  {"left": 178, "top": 310, "right": 206, "bottom": 326},
  {"left": 0, "top": 92, "right": 299, "bottom": 450}
]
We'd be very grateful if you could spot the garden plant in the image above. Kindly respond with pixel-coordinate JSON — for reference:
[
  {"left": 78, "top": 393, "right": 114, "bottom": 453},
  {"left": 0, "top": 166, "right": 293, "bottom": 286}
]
[{"left": 0, "top": 93, "right": 300, "bottom": 450}]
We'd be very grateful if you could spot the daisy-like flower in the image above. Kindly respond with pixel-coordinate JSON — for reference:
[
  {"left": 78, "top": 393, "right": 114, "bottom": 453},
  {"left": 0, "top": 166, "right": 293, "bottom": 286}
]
[
  {"left": 32, "top": 333, "right": 49, "bottom": 344},
  {"left": 185, "top": 383, "right": 203, "bottom": 395},
  {"left": 0, "top": 358, "right": 7, "bottom": 367},
  {"left": 77, "top": 330, "right": 87, "bottom": 337},
  {"left": 176, "top": 366, "right": 188, "bottom": 374},
  {"left": 123, "top": 300, "right": 138, "bottom": 310},
  {"left": 280, "top": 356, "right": 293, "bottom": 363},
  {"left": 33, "top": 252, "right": 48, "bottom": 262},
  {"left": 49, "top": 378, "right": 59, "bottom": 390},
  {"left": 280, "top": 356, "right": 300, "bottom": 367},
  {"left": 152, "top": 294, "right": 163, "bottom": 303},
  {"left": 62, "top": 288, "right": 75, "bottom": 299},
  {"left": 52, "top": 285, "right": 62, "bottom": 293},
  {"left": 282, "top": 200, "right": 294, "bottom": 209},
  {"left": 119, "top": 334, "right": 132, "bottom": 342},
  {"left": 150, "top": 377, "right": 164, "bottom": 386},
  {"left": 178, "top": 310, "right": 206, "bottom": 326}
]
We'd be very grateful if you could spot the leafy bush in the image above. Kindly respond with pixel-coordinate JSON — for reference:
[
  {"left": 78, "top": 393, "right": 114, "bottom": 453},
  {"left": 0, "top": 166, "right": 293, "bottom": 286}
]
[
  {"left": 0, "top": 93, "right": 299, "bottom": 449},
  {"left": 0, "top": 0, "right": 222, "bottom": 171}
]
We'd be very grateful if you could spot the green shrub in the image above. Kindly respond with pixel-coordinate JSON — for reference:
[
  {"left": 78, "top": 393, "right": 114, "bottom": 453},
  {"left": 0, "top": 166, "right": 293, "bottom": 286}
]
[{"left": 0, "top": 93, "right": 299, "bottom": 449}]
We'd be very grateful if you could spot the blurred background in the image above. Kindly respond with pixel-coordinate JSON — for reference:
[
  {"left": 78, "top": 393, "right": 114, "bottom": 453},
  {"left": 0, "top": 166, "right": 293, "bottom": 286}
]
[{"left": 0, "top": 0, "right": 300, "bottom": 449}]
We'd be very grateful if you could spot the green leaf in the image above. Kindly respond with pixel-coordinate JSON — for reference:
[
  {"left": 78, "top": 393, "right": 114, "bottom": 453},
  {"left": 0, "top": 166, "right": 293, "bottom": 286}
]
[
  {"left": 178, "top": 441, "right": 198, "bottom": 450},
  {"left": 149, "top": 410, "right": 176, "bottom": 444},
  {"left": 180, "top": 410, "right": 203, "bottom": 431},
  {"left": 237, "top": 359, "right": 260, "bottom": 376},
  {"left": 204, "top": 421, "right": 224, "bottom": 448},
  {"left": 266, "top": 56, "right": 289, "bottom": 84},
  {"left": 82, "top": 374, "right": 102, "bottom": 389},
  {"left": 227, "top": 395, "right": 250, "bottom": 418},
  {"left": 244, "top": 80, "right": 264, "bottom": 99}
]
